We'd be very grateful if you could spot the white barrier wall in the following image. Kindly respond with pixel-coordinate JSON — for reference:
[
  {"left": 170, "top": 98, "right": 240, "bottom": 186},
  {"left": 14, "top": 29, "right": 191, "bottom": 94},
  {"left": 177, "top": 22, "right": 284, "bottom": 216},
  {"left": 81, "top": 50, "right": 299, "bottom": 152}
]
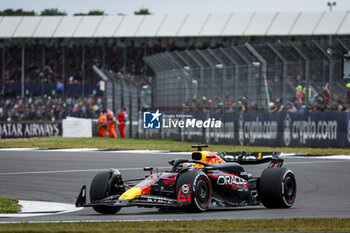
[{"left": 62, "top": 117, "right": 92, "bottom": 138}]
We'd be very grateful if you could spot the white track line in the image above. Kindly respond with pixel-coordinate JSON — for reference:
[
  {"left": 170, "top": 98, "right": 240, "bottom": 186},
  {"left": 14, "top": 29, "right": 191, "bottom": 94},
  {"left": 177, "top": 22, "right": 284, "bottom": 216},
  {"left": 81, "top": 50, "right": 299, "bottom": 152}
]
[
  {"left": 1, "top": 158, "right": 348, "bottom": 176},
  {"left": 0, "top": 148, "right": 40, "bottom": 151},
  {"left": 305, "top": 155, "right": 350, "bottom": 160},
  {"left": 0, "top": 167, "right": 170, "bottom": 176},
  {"left": 0, "top": 201, "right": 83, "bottom": 218},
  {"left": 0, "top": 169, "right": 107, "bottom": 176},
  {"left": 0, "top": 148, "right": 171, "bottom": 153},
  {"left": 286, "top": 160, "right": 348, "bottom": 165}
]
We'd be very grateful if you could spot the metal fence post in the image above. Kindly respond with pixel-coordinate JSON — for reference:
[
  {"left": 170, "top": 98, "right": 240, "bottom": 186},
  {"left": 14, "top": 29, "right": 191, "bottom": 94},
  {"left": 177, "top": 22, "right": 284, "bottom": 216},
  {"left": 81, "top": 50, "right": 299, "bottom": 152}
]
[
  {"left": 82, "top": 44, "right": 85, "bottom": 96},
  {"left": 92, "top": 65, "right": 109, "bottom": 110},
  {"left": 219, "top": 48, "right": 240, "bottom": 110},
  {"left": 196, "top": 50, "right": 216, "bottom": 112},
  {"left": 61, "top": 43, "right": 65, "bottom": 96},
  {"left": 116, "top": 72, "right": 135, "bottom": 138},
  {"left": 141, "top": 75, "right": 154, "bottom": 109},
  {"left": 245, "top": 42, "right": 270, "bottom": 112},
  {"left": 267, "top": 43, "right": 288, "bottom": 111},
  {"left": 115, "top": 73, "right": 124, "bottom": 111},
  {"left": 290, "top": 42, "right": 310, "bottom": 109},
  {"left": 166, "top": 52, "right": 191, "bottom": 106},
  {"left": 137, "top": 81, "right": 141, "bottom": 138},
  {"left": 21, "top": 43, "right": 25, "bottom": 98},
  {"left": 208, "top": 49, "right": 227, "bottom": 113},
  {"left": 1, "top": 46, "right": 5, "bottom": 95},
  {"left": 143, "top": 56, "right": 162, "bottom": 108},
  {"left": 184, "top": 50, "right": 206, "bottom": 109},
  {"left": 313, "top": 40, "right": 334, "bottom": 108},
  {"left": 41, "top": 45, "right": 45, "bottom": 96},
  {"left": 148, "top": 55, "right": 168, "bottom": 108},
  {"left": 102, "top": 42, "right": 106, "bottom": 68},
  {"left": 232, "top": 46, "right": 251, "bottom": 111},
  {"left": 337, "top": 38, "right": 349, "bottom": 50},
  {"left": 105, "top": 70, "right": 117, "bottom": 114}
]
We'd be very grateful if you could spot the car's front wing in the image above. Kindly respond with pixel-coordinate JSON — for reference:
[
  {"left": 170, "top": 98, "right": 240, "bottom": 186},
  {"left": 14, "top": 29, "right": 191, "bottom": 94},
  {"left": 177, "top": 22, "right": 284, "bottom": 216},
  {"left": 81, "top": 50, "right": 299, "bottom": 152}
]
[{"left": 75, "top": 185, "right": 182, "bottom": 209}]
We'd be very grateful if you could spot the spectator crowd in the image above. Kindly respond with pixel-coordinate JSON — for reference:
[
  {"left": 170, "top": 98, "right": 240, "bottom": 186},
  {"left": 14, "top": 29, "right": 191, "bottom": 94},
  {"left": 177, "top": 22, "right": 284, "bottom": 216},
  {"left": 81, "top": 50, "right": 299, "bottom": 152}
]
[
  {"left": 269, "top": 83, "right": 350, "bottom": 113},
  {"left": 180, "top": 83, "right": 350, "bottom": 114},
  {"left": 1, "top": 82, "right": 350, "bottom": 123},
  {"left": 0, "top": 94, "right": 104, "bottom": 122},
  {"left": 0, "top": 40, "right": 191, "bottom": 87},
  {"left": 1, "top": 38, "right": 350, "bottom": 122}
]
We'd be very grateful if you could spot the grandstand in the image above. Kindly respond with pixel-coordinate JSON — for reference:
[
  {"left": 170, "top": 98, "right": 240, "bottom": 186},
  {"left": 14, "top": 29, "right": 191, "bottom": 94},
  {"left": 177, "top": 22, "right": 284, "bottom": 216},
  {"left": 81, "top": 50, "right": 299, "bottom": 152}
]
[
  {"left": 0, "top": 12, "right": 349, "bottom": 38},
  {"left": 0, "top": 11, "right": 350, "bottom": 118}
]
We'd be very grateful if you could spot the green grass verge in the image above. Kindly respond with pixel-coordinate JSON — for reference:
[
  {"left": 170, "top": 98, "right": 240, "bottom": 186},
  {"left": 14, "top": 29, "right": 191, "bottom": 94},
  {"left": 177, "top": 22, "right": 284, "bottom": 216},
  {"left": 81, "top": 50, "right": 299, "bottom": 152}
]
[
  {"left": 0, "top": 137, "right": 350, "bottom": 155},
  {"left": 0, "top": 198, "right": 21, "bottom": 214},
  {"left": 0, "top": 218, "right": 350, "bottom": 232}
]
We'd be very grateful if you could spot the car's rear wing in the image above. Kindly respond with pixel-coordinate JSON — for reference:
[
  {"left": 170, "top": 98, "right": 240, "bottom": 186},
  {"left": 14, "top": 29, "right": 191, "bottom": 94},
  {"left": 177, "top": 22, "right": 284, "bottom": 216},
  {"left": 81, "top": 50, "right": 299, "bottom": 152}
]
[{"left": 217, "top": 151, "right": 284, "bottom": 167}]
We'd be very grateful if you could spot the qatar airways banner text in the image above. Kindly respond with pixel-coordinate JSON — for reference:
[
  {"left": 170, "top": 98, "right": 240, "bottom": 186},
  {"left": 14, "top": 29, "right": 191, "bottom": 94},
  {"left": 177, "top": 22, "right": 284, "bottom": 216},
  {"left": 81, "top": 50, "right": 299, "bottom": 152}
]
[{"left": 0, "top": 123, "right": 62, "bottom": 139}]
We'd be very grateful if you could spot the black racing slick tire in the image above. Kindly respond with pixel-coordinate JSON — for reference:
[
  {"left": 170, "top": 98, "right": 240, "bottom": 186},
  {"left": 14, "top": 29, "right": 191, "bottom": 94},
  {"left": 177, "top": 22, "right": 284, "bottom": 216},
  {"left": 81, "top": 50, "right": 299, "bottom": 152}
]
[
  {"left": 176, "top": 171, "right": 212, "bottom": 212},
  {"left": 259, "top": 167, "right": 297, "bottom": 208},
  {"left": 90, "top": 171, "right": 121, "bottom": 214}
]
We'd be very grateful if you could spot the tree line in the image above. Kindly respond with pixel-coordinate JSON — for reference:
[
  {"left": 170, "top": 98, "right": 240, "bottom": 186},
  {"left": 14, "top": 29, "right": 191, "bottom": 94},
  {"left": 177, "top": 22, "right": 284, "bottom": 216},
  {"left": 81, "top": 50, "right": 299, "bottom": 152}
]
[{"left": 0, "top": 8, "right": 151, "bottom": 16}]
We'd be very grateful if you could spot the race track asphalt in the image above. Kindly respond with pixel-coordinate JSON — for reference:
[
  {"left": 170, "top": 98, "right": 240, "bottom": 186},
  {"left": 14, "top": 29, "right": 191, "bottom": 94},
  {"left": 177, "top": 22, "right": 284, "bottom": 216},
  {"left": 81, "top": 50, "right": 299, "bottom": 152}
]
[{"left": 0, "top": 149, "right": 350, "bottom": 223}]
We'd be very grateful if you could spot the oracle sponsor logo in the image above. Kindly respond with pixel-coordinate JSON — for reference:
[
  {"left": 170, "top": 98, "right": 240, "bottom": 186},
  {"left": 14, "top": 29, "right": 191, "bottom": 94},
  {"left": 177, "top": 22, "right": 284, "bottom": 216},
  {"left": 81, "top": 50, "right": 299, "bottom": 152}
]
[{"left": 217, "top": 175, "right": 247, "bottom": 186}]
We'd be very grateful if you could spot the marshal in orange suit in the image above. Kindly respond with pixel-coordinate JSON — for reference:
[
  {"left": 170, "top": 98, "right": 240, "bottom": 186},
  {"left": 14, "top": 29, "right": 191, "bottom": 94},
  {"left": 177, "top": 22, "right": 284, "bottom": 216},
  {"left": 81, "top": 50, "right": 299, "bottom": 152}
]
[
  {"left": 117, "top": 107, "right": 128, "bottom": 138},
  {"left": 97, "top": 110, "right": 107, "bottom": 137},
  {"left": 106, "top": 109, "right": 117, "bottom": 138}
]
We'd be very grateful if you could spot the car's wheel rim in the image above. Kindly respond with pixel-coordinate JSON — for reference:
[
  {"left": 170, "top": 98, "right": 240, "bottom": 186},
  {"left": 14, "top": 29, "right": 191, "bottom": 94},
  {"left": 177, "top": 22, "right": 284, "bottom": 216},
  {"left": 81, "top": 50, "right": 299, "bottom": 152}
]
[
  {"left": 195, "top": 177, "right": 210, "bottom": 207},
  {"left": 284, "top": 173, "right": 296, "bottom": 204}
]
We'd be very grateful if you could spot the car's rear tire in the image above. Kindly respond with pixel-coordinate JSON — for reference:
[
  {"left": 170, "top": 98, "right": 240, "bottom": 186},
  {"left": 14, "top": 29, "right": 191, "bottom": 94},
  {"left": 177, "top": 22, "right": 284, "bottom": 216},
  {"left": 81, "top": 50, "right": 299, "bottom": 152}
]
[
  {"left": 176, "top": 171, "right": 212, "bottom": 212},
  {"left": 90, "top": 171, "right": 121, "bottom": 214},
  {"left": 259, "top": 167, "right": 296, "bottom": 208}
]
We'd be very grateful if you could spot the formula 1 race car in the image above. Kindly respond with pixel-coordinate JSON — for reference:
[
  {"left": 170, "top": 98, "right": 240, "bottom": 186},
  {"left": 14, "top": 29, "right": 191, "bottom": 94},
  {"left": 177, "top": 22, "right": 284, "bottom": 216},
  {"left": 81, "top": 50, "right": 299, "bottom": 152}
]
[{"left": 76, "top": 145, "right": 296, "bottom": 214}]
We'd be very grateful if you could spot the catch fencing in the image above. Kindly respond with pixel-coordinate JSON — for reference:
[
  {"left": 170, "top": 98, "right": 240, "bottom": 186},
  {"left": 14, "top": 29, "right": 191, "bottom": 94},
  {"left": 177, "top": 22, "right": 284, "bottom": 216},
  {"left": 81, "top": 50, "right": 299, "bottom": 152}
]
[
  {"left": 96, "top": 38, "right": 350, "bottom": 146},
  {"left": 94, "top": 67, "right": 153, "bottom": 138},
  {"left": 144, "top": 38, "right": 350, "bottom": 113}
]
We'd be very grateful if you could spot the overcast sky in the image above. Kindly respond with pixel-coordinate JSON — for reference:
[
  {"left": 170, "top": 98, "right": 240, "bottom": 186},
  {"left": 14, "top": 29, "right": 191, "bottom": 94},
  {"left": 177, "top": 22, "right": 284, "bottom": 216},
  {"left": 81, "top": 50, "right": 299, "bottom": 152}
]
[{"left": 1, "top": 0, "right": 350, "bottom": 15}]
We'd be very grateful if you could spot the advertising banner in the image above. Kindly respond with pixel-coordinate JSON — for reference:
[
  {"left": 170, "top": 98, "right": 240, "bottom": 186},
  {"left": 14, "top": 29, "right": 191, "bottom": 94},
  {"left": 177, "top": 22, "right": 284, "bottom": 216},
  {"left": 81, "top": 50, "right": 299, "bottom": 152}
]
[
  {"left": 141, "top": 111, "right": 350, "bottom": 148},
  {"left": 0, "top": 123, "right": 62, "bottom": 139}
]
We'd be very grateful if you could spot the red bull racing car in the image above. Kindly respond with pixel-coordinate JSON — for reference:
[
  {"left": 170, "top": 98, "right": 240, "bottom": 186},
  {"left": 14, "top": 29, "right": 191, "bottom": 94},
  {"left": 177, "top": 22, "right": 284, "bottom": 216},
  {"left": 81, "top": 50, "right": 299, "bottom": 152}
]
[{"left": 76, "top": 145, "right": 296, "bottom": 214}]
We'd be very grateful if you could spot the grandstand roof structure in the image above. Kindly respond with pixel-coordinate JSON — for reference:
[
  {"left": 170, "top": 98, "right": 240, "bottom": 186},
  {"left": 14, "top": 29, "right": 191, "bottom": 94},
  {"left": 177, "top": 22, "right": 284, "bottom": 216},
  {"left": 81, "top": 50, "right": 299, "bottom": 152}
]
[{"left": 0, "top": 11, "right": 349, "bottom": 38}]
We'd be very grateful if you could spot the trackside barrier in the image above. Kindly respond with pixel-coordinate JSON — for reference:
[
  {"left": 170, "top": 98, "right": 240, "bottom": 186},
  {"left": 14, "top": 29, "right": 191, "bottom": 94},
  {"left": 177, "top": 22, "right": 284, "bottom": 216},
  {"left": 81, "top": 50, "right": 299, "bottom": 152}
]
[
  {"left": 140, "top": 111, "right": 350, "bottom": 148},
  {"left": 1, "top": 112, "right": 348, "bottom": 148},
  {"left": 62, "top": 117, "right": 92, "bottom": 138}
]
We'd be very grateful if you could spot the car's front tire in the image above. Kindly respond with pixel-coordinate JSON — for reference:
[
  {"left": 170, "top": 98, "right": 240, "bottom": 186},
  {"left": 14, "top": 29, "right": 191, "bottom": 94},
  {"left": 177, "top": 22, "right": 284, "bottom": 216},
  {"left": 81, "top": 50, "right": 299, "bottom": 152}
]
[
  {"left": 259, "top": 167, "right": 296, "bottom": 208},
  {"left": 90, "top": 171, "right": 121, "bottom": 214},
  {"left": 176, "top": 171, "right": 212, "bottom": 212}
]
